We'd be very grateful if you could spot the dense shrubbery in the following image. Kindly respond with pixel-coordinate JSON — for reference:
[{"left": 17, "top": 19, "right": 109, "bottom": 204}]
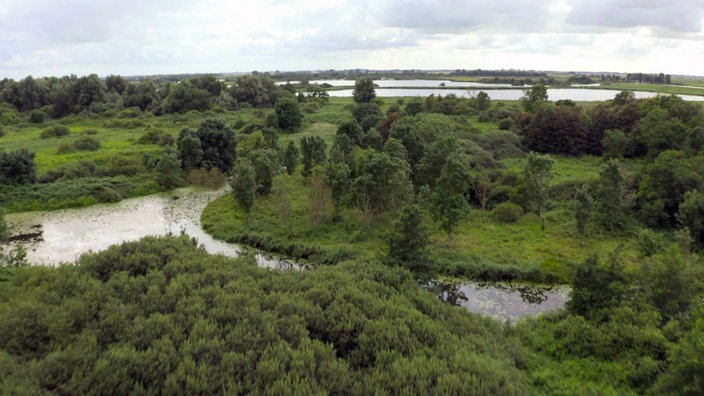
[
  {"left": 40, "top": 125, "right": 70, "bottom": 138},
  {"left": 0, "top": 236, "right": 528, "bottom": 395}
]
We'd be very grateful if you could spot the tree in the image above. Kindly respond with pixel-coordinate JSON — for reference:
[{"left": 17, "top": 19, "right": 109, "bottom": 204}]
[
  {"left": 594, "top": 160, "right": 626, "bottom": 231},
  {"left": 473, "top": 91, "right": 491, "bottom": 111},
  {"left": 176, "top": 129, "right": 203, "bottom": 171},
  {"left": 230, "top": 74, "right": 276, "bottom": 107},
  {"left": 432, "top": 153, "right": 471, "bottom": 238},
  {"left": 283, "top": 141, "right": 299, "bottom": 175},
  {"left": 643, "top": 247, "right": 694, "bottom": 318},
  {"left": 352, "top": 77, "right": 376, "bottom": 104},
  {"left": 524, "top": 152, "right": 555, "bottom": 230},
  {"left": 249, "top": 149, "right": 279, "bottom": 195},
  {"left": 575, "top": 186, "right": 593, "bottom": 239},
  {"left": 162, "top": 82, "right": 211, "bottom": 114},
  {"left": 567, "top": 254, "right": 629, "bottom": 319},
  {"left": 196, "top": 119, "right": 238, "bottom": 173},
  {"left": 275, "top": 98, "right": 303, "bottom": 132},
  {"left": 678, "top": 189, "right": 704, "bottom": 249},
  {"left": 601, "top": 129, "right": 628, "bottom": 160},
  {"left": 336, "top": 120, "right": 364, "bottom": 147},
  {"left": 352, "top": 103, "right": 384, "bottom": 132},
  {"left": 105, "top": 75, "right": 127, "bottom": 95},
  {"left": 638, "top": 150, "right": 703, "bottom": 228},
  {"left": 0, "top": 149, "right": 37, "bottom": 185},
  {"left": 352, "top": 151, "right": 412, "bottom": 215},
  {"left": 325, "top": 162, "right": 351, "bottom": 218},
  {"left": 300, "top": 136, "right": 327, "bottom": 177},
  {"left": 155, "top": 148, "right": 183, "bottom": 189},
  {"left": 520, "top": 84, "right": 548, "bottom": 112},
  {"left": 388, "top": 205, "right": 431, "bottom": 273},
  {"left": 229, "top": 158, "right": 256, "bottom": 217}
]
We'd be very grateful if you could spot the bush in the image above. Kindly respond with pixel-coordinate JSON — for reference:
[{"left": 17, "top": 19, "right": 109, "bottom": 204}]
[
  {"left": 138, "top": 129, "right": 174, "bottom": 146},
  {"left": 81, "top": 129, "right": 98, "bottom": 135},
  {"left": 498, "top": 117, "right": 514, "bottom": 130},
  {"left": 492, "top": 202, "right": 524, "bottom": 223},
  {"left": 40, "top": 125, "right": 71, "bottom": 138},
  {"left": 73, "top": 136, "right": 101, "bottom": 151},
  {"left": 0, "top": 125, "right": 4, "bottom": 137},
  {"left": 117, "top": 107, "right": 143, "bottom": 118},
  {"left": 187, "top": 167, "right": 227, "bottom": 189},
  {"left": 108, "top": 155, "right": 145, "bottom": 176},
  {"left": 29, "top": 110, "right": 45, "bottom": 124},
  {"left": 57, "top": 142, "right": 74, "bottom": 154}
]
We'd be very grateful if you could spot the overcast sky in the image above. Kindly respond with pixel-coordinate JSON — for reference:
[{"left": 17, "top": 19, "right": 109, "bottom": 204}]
[{"left": 1, "top": 0, "right": 703, "bottom": 79}]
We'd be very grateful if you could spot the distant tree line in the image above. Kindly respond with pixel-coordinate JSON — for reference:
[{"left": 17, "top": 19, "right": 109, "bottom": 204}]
[{"left": 626, "top": 72, "right": 672, "bottom": 84}]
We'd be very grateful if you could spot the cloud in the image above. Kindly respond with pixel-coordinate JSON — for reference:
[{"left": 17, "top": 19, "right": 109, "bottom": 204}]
[{"left": 567, "top": 0, "right": 704, "bottom": 33}]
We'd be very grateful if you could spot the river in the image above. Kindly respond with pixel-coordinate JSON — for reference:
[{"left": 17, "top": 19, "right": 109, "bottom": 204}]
[{"left": 4, "top": 189, "right": 567, "bottom": 321}]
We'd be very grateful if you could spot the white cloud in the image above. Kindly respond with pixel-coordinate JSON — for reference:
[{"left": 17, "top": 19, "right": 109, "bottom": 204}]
[{"left": 0, "top": 0, "right": 702, "bottom": 78}]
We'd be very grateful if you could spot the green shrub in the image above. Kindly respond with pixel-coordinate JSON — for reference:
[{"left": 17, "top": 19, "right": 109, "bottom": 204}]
[
  {"left": 137, "top": 129, "right": 174, "bottom": 146},
  {"left": 40, "top": 125, "right": 71, "bottom": 138},
  {"left": 498, "top": 117, "right": 514, "bottom": 130},
  {"left": 117, "top": 107, "right": 143, "bottom": 118},
  {"left": 109, "top": 155, "right": 145, "bottom": 176},
  {"left": 187, "top": 167, "right": 227, "bottom": 189},
  {"left": 29, "top": 110, "right": 45, "bottom": 124},
  {"left": 73, "top": 136, "right": 101, "bottom": 151},
  {"left": 492, "top": 202, "right": 524, "bottom": 223},
  {"left": 81, "top": 129, "right": 98, "bottom": 135},
  {"left": 57, "top": 142, "right": 75, "bottom": 154},
  {"left": 0, "top": 125, "right": 4, "bottom": 137}
]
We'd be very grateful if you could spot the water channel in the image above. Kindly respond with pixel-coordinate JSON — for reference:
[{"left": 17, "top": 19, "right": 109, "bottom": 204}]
[{"left": 4, "top": 190, "right": 567, "bottom": 322}]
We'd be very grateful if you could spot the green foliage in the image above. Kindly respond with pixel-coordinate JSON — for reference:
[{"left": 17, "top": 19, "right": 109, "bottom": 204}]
[
  {"left": 652, "top": 309, "right": 704, "bottom": 395},
  {"left": 186, "top": 167, "right": 227, "bottom": 189},
  {"left": 638, "top": 150, "right": 703, "bottom": 227},
  {"left": 336, "top": 119, "right": 364, "bottom": 146},
  {"left": 0, "top": 207, "right": 8, "bottom": 242},
  {"left": 197, "top": 118, "right": 238, "bottom": 173},
  {"left": 432, "top": 153, "right": 471, "bottom": 237},
  {"left": 352, "top": 151, "right": 412, "bottom": 215},
  {"left": 492, "top": 202, "right": 524, "bottom": 223},
  {"left": 249, "top": 149, "right": 279, "bottom": 195},
  {"left": 40, "top": 125, "right": 70, "bottom": 139},
  {"left": 523, "top": 152, "right": 555, "bottom": 230},
  {"left": 352, "top": 77, "right": 376, "bottom": 104},
  {"left": 642, "top": 247, "right": 695, "bottom": 318},
  {"left": 602, "top": 129, "right": 628, "bottom": 159},
  {"left": 138, "top": 129, "right": 175, "bottom": 146},
  {"left": 678, "top": 189, "right": 704, "bottom": 249},
  {"left": 72, "top": 136, "right": 101, "bottom": 151},
  {"left": 575, "top": 185, "right": 593, "bottom": 237},
  {"left": 29, "top": 110, "right": 45, "bottom": 124},
  {"left": 282, "top": 140, "right": 299, "bottom": 175},
  {"left": 230, "top": 74, "right": 276, "bottom": 107},
  {"left": 595, "top": 160, "right": 626, "bottom": 231},
  {"left": 352, "top": 103, "right": 384, "bottom": 132},
  {"left": 161, "top": 81, "right": 212, "bottom": 114},
  {"left": 0, "top": 149, "right": 37, "bottom": 185},
  {"left": 229, "top": 158, "right": 256, "bottom": 215},
  {"left": 300, "top": 136, "right": 327, "bottom": 177},
  {"left": 155, "top": 148, "right": 183, "bottom": 189},
  {"left": 520, "top": 84, "right": 548, "bottom": 112},
  {"left": 177, "top": 128, "right": 204, "bottom": 171},
  {"left": 567, "top": 253, "right": 629, "bottom": 319},
  {"left": 274, "top": 98, "right": 303, "bottom": 132},
  {"left": 0, "top": 236, "right": 528, "bottom": 395}
]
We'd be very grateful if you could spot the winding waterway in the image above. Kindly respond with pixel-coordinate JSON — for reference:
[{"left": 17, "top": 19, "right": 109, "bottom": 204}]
[{"left": 5, "top": 189, "right": 567, "bottom": 321}]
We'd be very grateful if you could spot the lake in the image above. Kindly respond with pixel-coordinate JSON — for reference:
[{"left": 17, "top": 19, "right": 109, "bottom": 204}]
[{"left": 327, "top": 87, "right": 704, "bottom": 101}]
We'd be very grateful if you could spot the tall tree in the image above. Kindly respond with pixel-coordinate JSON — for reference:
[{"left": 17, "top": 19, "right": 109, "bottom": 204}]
[
  {"left": 283, "top": 141, "right": 299, "bottom": 175},
  {"left": 388, "top": 205, "right": 431, "bottom": 273},
  {"left": 249, "top": 149, "right": 279, "bottom": 195},
  {"left": 155, "top": 147, "right": 183, "bottom": 189},
  {"left": 176, "top": 129, "right": 203, "bottom": 171},
  {"left": 575, "top": 185, "right": 594, "bottom": 239},
  {"left": 595, "top": 160, "right": 626, "bottom": 231},
  {"left": 300, "top": 136, "right": 327, "bottom": 177},
  {"left": 520, "top": 84, "right": 548, "bottom": 112},
  {"left": 229, "top": 158, "right": 256, "bottom": 217},
  {"left": 567, "top": 253, "right": 629, "bottom": 319},
  {"left": 524, "top": 152, "right": 555, "bottom": 230},
  {"left": 197, "top": 119, "right": 238, "bottom": 174},
  {"left": 275, "top": 98, "right": 303, "bottom": 132},
  {"left": 432, "top": 153, "right": 471, "bottom": 238},
  {"left": 678, "top": 189, "right": 704, "bottom": 249},
  {"left": 352, "top": 77, "right": 376, "bottom": 104}
]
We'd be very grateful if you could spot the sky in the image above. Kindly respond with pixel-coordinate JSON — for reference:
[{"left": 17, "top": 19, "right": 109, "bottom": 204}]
[{"left": 1, "top": 0, "right": 703, "bottom": 79}]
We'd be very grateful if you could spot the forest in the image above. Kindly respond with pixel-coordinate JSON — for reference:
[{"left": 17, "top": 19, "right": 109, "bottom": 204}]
[{"left": 0, "top": 72, "right": 703, "bottom": 394}]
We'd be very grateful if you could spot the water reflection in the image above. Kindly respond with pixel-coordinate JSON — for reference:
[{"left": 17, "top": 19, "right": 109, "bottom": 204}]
[
  {"left": 5, "top": 188, "right": 300, "bottom": 269},
  {"left": 433, "top": 280, "right": 569, "bottom": 322}
]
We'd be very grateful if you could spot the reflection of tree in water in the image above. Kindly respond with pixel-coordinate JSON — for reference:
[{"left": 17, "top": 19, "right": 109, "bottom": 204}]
[
  {"left": 428, "top": 280, "right": 468, "bottom": 306},
  {"left": 475, "top": 282, "right": 549, "bottom": 305}
]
